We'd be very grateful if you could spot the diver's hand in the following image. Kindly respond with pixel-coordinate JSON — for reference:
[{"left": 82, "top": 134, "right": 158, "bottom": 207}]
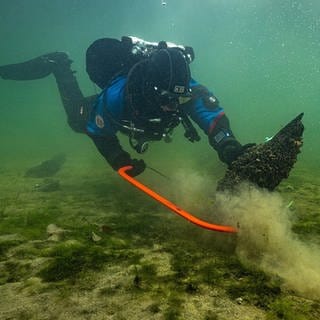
[
  {"left": 126, "top": 159, "right": 146, "bottom": 177},
  {"left": 111, "top": 152, "right": 146, "bottom": 177},
  {"left": 219, "top": 141, "right": 256, "bottom": 165},
  {"left": 241, "top": 143, "right": 256, "bottom": 153}
]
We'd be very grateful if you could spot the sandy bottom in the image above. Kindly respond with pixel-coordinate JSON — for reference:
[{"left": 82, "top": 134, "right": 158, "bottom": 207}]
[{"left": 0, "top": 158, "right": 319, "bottom": 320}]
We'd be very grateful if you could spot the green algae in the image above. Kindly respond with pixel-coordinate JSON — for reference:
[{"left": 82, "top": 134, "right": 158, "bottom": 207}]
[
  {"left": 36, "top": 238, "right": 145, "bottom": 283},
  {"left": 226, "top": 266, "right": 282, "bottom": 308},
  {"left": 164, "top": 293, "right": 184, "bottom": 320},
  {"left": 0, "top": 239, "right": 21, "bottom": 257},
  {"left": 137, "top": 263, "right": 158, "bottom": 280},
  {"left": 0, "top": 167, "right": 320, "bottom": 319},
  {"left": 166, "top": 239, "right": 283, "bottom": 310},
  {"left": 38, "top": 241, "right": 109, "bottom": 282},
  {"left": 1, "top": 260, "right": 32, "bottom": 284},
  {"left": 0, "top": 206, "right": 62, "bottom": 240},
  {"left": 266, "top": 297, "right": 319, "bottom": 320}
]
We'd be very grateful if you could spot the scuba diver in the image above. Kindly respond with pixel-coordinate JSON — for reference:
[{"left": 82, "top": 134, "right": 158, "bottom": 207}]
[{"left": 0, "top": 36, "right": 253, "bottom": 177}]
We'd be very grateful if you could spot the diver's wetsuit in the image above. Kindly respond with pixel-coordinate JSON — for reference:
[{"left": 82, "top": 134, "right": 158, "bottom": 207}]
[
  {"left": 85, "top": 74, "right": 231, "bottom": 171},
  {"left": 0, "top": 51, "right": 242, "bottom": 172},
  {"left": 50, "top": 59, "right": 98, "bottom": 134},
  {"left": 0, "top": 52, "right": 95, "bottom": 134}
]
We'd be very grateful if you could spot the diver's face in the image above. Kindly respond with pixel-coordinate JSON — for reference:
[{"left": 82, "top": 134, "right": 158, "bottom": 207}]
[
  {"left": 158, "top": 90, "right": 180, "bottom": 111},
  {"left": 154, "top": 86, "right": 192, "bottom": 112},
  {"left": 160, "top": 95, "right": 193, "bottom": 112},
  {"left": 160, "top": 98, "right": 179, "bottom": 111}
]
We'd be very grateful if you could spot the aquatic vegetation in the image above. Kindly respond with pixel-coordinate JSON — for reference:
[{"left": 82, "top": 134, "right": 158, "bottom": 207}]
[
  {"left": 267, "top": 297, "right": 317, "bottom": 320},
  {"left": 148, "top": 302, "right": 161, "bottom": 314},
  {"left": 139, "top": 263, "right": 157, "bottom": 278},
  {"left": 204, "top": 311, "right": 219, "bottom": 320},
  {"left": 98, "top": 285, "right": 120, "bottom": 296},
  {"left": 14, "top": 309, "right": 34, "bottom": 320},
  {"left": 38, "top": 241, "right": 109, "bottom": 282},
  {"left": 226, "top": 266, "right": 282, "bottom": 309},
  {"left": 167, "top": 240, "right": 202, "bottom": 278},
  {"left": 292, "top": 220, "right": 320, "bottom": 236},
  {"left": 0, "top": 198, "right": 8, "bottom": 218},
  {"left": 131, "top": 263, "right": 158, "bottom": 290},
  {"left": 1, "top": 260, "right": 32, "bottom": 283},
  {"left": 1, "top": 155, "right": 320, "bottom": 319},
  {"left": 198, "top": 261, "right": 227, "bottom": 285},
  {"left": 0, "top": 239, "right": 22, "bottom": 257},
  {"left": 163, "top": 293, "right": 184, "bottom": 320},
  {"left": 0, "top": 207, "right": 63, "bottom": 241}
]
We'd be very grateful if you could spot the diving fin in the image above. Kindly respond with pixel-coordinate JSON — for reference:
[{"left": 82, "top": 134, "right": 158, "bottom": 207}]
[{"left": 0, "top": 52, "right": 72, "bottom": 81}]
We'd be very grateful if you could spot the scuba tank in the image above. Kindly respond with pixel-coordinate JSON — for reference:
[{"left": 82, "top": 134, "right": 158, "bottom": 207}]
[
  {"left": 122, "top": 36, "right": 195, "bottom": 64},
  {"left": 86, "top": 36, "right": 195, "bottom": 89}
]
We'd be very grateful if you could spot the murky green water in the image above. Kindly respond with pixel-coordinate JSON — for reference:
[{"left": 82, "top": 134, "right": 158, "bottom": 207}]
[{"left": 0, "top": 1, "right": 319, "bottom": 319}]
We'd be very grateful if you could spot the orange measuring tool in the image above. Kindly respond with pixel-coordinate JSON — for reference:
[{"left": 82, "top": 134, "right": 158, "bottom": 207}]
[{"left": 118, "top": 166, "right": 237, "bottom": 233}]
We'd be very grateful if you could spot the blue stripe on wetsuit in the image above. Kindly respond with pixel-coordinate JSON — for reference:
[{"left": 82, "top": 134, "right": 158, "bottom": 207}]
[
  {"left": 86, "top": 76, "right": 127, "bottom": 136},
  {"left": 87, "top": 76, "right": 225, "bottom": 139},
  {"left": 184, "top": 79, "right": 225, "bottom": 135}
]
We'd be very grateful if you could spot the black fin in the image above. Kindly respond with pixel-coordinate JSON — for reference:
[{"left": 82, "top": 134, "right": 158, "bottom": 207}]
[{"left": 0, "top": 52, "right": 71, "bottom": 81}]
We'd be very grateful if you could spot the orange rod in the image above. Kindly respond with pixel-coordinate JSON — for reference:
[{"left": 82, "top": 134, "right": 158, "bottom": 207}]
[{"left": 118, "top": 166, "right": 237, "bottom": 233}]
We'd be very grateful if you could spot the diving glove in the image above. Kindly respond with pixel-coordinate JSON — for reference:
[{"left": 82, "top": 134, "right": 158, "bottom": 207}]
[
  {"left": 126, "top": 159, "right": 146, "bottom": 177},
  {"left": 218, "top": 141, "right": 255, "bottom": 165},
  {"left": 209, "top": 114, "right": 255, "bottom": 165},
  {"left": 90, "top": 135, "right": 146, "bottom": 177},
  {"left": 111, "top": 152, "right": 146, "bottom": 177}
]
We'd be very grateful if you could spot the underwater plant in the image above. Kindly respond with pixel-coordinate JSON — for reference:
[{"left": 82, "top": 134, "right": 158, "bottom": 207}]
[{"left": 38, "top": 241, "right": 109, "bottom": 282}]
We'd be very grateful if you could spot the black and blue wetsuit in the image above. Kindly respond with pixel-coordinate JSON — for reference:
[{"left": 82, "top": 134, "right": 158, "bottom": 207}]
[
  {"left": 86, "top": 75, "right": 236, "bottom": 171},
  {"left": 0, "top": 48, "right": 243, "bottom": 173}
]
